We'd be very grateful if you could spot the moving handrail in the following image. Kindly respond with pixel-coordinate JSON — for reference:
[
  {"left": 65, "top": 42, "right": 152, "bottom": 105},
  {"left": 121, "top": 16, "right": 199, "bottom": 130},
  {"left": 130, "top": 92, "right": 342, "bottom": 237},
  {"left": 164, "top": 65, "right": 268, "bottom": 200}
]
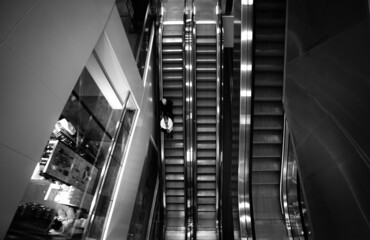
[
  {"left": 215, "top": 2, "right": 222, "bottom": 235},
  {"left": 238, "top": 0, "right": 254, "bottom": 239},
  {"left": 157, "top": 4, "right": 167, "bottom": 231},
  {"left": 280, "top": 115, "right": 293, "bottom": 238},
  {"left": 184, "top": 3, "right": 195, "bottom": 238}
]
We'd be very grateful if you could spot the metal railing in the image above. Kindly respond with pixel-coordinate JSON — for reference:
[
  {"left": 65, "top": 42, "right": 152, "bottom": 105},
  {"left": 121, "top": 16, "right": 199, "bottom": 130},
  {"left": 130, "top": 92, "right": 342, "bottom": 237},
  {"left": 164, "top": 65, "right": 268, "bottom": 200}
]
[
  {"left": 280, "top": 117, "right": 312, "bottom": 240},
  {"left": 184, "top": 2, "right": 195, "bottom": 238},
  {"left": 238, "top": 0, "right": 254, "bottom": 239},
  {"left": 157, "top": 5, "right": 167, "bottom": 232},
  {"left": 215, "top": 2, "right": 222, "bottom": 237}
]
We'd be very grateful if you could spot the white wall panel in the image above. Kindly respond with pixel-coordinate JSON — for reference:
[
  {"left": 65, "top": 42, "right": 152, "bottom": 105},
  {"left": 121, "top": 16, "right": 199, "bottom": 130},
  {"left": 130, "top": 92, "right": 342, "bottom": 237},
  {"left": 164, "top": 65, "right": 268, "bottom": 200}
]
[
  {"left": 4, "top": 0, "right": 115, "bottom": 102},
  {"left": 0, "top": 0, "right": 37, "bottom": 43},
  {"left": 0, "top": 45, "right": 63, "bottom": 161}
]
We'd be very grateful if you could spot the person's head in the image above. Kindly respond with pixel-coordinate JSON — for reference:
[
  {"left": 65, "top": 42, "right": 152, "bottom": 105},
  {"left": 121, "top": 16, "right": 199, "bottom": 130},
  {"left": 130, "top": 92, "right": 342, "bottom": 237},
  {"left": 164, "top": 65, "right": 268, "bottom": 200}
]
[
  {"left": 162, "top": 98, "right": 167, "bottom": 105},
  {"left": 49, "top": 217, "right": 63, "bottom": 231}
]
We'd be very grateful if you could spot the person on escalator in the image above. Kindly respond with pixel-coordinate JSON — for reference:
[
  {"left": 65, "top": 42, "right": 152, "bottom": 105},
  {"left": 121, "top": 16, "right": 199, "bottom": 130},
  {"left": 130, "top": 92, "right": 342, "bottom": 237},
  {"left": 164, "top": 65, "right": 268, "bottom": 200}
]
[
  {"left": 159, "top": 98, "right": 174, "bottom": 120},
  {"left": 159, "top": 98, "right": 174, "bottom": 138},
  {"left": 160, "top": 115, "right": 173, "bottom": 133}
]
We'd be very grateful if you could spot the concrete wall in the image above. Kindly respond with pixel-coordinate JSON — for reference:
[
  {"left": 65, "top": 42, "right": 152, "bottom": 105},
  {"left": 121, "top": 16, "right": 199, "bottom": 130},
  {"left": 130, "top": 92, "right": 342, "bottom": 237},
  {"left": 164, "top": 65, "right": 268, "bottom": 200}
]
[
  {"left": 0, "top": 1, "right": 156, "bottom": 239},
  {"left": 285, "top": 0, "right": 370, "bottom": 239}
]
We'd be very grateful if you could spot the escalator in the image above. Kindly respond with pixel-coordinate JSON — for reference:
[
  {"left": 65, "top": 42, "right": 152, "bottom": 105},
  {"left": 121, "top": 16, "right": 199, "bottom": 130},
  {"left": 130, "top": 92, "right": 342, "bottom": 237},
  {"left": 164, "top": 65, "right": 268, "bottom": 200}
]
[
  {"left": 160, "top": 1, "right": 221, "bottom": 239},
  {"left": 250, "top": 0, "right": 287, "bottom": 239},
  {"left": 195, "top": 22, "right": 219, "bottom": 239},
  {"left": 161, "top": 19, "right": 187, "bottom": 240}
]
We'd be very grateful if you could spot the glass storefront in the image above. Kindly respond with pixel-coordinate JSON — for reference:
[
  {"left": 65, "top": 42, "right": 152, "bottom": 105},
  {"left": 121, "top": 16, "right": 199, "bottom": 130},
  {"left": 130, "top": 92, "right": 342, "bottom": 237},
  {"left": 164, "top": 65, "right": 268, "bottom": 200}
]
[{"left": 5, "top": 54, "right": 137, "bottom": 240}]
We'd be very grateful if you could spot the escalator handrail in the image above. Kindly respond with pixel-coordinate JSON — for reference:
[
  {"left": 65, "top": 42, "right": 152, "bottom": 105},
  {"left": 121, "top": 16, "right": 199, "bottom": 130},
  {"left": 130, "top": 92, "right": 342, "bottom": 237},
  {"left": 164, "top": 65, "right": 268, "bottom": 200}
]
[
  {"left": 184, "top": 3, "right": 195, "bottom": 238},
  {"left": 158, "top": 5, "right": 167, "bottom": 229},
  {"left": 280, "top": 114, "right": 293, "bottom": 237},
  {"left": 215, "top": 2, "right": 222, "bottom": 236},
  {"left": 238, "top": 0, "right": 254, "bottom": 238}
]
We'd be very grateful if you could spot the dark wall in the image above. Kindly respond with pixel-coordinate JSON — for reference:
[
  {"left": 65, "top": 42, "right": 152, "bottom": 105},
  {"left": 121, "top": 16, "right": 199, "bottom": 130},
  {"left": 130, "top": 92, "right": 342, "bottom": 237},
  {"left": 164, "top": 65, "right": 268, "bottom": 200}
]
[{"left": 284, "top": 0, "right": 370, "bottom": 239}]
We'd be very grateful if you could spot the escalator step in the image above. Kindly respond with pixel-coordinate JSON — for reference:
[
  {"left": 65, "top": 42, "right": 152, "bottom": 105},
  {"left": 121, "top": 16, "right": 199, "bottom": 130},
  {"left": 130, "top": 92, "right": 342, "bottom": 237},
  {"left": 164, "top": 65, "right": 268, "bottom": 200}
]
[
  {"left": 167, "top": 204, "right": 185, "bottom": 211},
  {"left": 197, "top": 108, "right": 217, "bottom": 116},
  {"left": 165, "top": 158, "right": 184, "bottom": 165},
  {"left": 197, "top": 159, "right": 215, "bottom": 166},
  {"left": 197, "top": 38, "right": 217, "bottom": 44},
  {"left": 163, "top": 89, "right": 183, "bottom": 97},
  {"left": 197, "top": 90, "right": 216, "bottom": 98},
  {"left": 254, "top": 101, "right": 283, "bottom": 115},
  {"left": 198, "top": 197, "right": 216, "bottom": 205},
  {"left": 197, "top": 49, "right": 217, "bottom": 54},
  {"left": 197, "top": 150, "right": 216, "bottom": 158},
  {"left": 162, "top": 48, "right": 182, "bottom": 54},
  {"left": 253, "top": 115, "right": 283, "bottom": 129},
  {"left": 163, "top": 37, "right": 182, "bottom": 44},
  {"left": 252, "top": 184, "right": 279, "bottom": 197},
  {"left": 197, "top": 182, "right": 216, "bottom": 189},
  {"left": 165, "top": 140, "right": 184, "bottom": 148},
  {"left": 252, "top": 157, "right": 281, "bottom": 171},
  {"left": 197, "top": 116, "right": 216, "bottom": 124},
  {"left": 196, "top": 125, "right": 217, "bottom": 133},
  {"left": 197, "top": 99, "right": 217, "bottom": 107},
  {"left": 253, "top": 130, "right": 282, "bottom": 143},
  {"left": 166, "top": 166, "right": 184, "bottom": 173},
  {"left": 255, "top": 57, "right": 284, "bottom": 72},
  {"left": 163, "top": 81, "right": 183, "bottom": 89},
  {"left": 163, "top": 66, "right": 183, "bottom": 72},
  {"left": 197, "top": 58, "right": 217, "bottom": 63},
  {"left": 197, "top": 82, "right": 216, "bottom": 90},
  {"left": 166, "top": 181, "right": 185, "bottom": 189},
  {"left": 255, "top": 42, "right": 284, "bottom": 57},
  {"left": 165, "top": 149, "right": 184, "bottom": 157},
  {"left": 197, "top": 190, "right": 216, "bottom": 197},
  {"left": 252, "top": 171, "right": 280, "bottom": 184},
  {"left": 197, "top": 166, "right": 216, "bottom": 174},
  {"left": 255, "top": 27, "right": 285, "bottom": 42},
  {"left": 163, "top": 57, "right": 183, "bottom": 63},
  {"left": 167, "top": 196, "right": 185, "bottom": 203},
  {"left": 254, "top": 71, "right": 283, "bottom": 86},
  {"left": 197, "top": 175, "right": 216, "bottom": 181},
  {"left": 166, "top": 174, "right": 184, "bottom": 181},
  {"left": 165, "top": 230, "right": 186, "bottom": 240},
  {"left": 252, "top": 144, "right": 282, "bottom": 157},
  {"left": 198, "top": 205, "right": 216, "bottom": 212},
  {"left": 167, "top": 189, "right": 185, "bottom": 196},
  {"left": 197, "top": 141, "right": 216, "bottom": 149},
  {"left": 197, "top": 132, "right": 217, "bottom": 141},
  {"left": 254, "top": 87, "right": 283, "bottom": 100}
]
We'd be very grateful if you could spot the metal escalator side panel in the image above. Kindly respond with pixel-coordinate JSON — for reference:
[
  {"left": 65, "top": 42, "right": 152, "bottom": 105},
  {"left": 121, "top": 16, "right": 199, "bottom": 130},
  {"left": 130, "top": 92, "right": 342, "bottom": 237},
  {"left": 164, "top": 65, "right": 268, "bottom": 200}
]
[
  {"left": 237, "top": 0, "right": 255, "bottom": 239},
  {"left": 184, "top": 5, "right": 196, "bottom": 240}
]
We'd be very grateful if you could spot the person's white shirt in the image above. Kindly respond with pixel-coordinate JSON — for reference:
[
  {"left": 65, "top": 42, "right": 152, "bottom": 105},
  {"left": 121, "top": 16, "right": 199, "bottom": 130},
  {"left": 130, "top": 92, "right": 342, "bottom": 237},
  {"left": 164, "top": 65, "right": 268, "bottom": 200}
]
[{"left": 160, "top": 117, "right": 173, "bottom": 132}]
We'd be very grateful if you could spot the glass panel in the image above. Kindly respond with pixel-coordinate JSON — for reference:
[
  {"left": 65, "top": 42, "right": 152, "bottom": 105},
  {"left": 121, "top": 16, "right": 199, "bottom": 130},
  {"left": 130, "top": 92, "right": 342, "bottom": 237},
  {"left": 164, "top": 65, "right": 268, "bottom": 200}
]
[
  {"left": 5, "top": 61, "right": 125, "bottom": 239},
  {"left": 127, "top": 140, "right": 158, "bottom": 240},
  {"left": 85, "top": 94, "right": 137, "bottom": 240}
]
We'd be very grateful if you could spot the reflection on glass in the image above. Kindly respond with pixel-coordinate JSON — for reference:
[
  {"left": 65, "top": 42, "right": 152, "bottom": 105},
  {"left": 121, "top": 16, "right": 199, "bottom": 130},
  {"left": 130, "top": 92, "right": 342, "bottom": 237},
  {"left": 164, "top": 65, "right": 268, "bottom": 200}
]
[
  {"left": 286, "top": 140, "right": 313, "bottom": 240},
  {"left": 5, "top": 64, "right": 125, "bottom": 239},
  {"left": 85, "top": 94, "right": 137, "bottom": 240},
  {"left": 127, "top": 140, "right": 158, "bottom": 240}
]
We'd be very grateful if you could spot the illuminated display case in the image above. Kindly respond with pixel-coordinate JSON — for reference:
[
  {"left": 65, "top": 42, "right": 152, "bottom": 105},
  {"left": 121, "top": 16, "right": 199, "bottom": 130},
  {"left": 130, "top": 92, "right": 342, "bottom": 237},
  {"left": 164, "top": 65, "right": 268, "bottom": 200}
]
[{"left": 40, "top": 140, "right": 98, "bottom": 194}]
